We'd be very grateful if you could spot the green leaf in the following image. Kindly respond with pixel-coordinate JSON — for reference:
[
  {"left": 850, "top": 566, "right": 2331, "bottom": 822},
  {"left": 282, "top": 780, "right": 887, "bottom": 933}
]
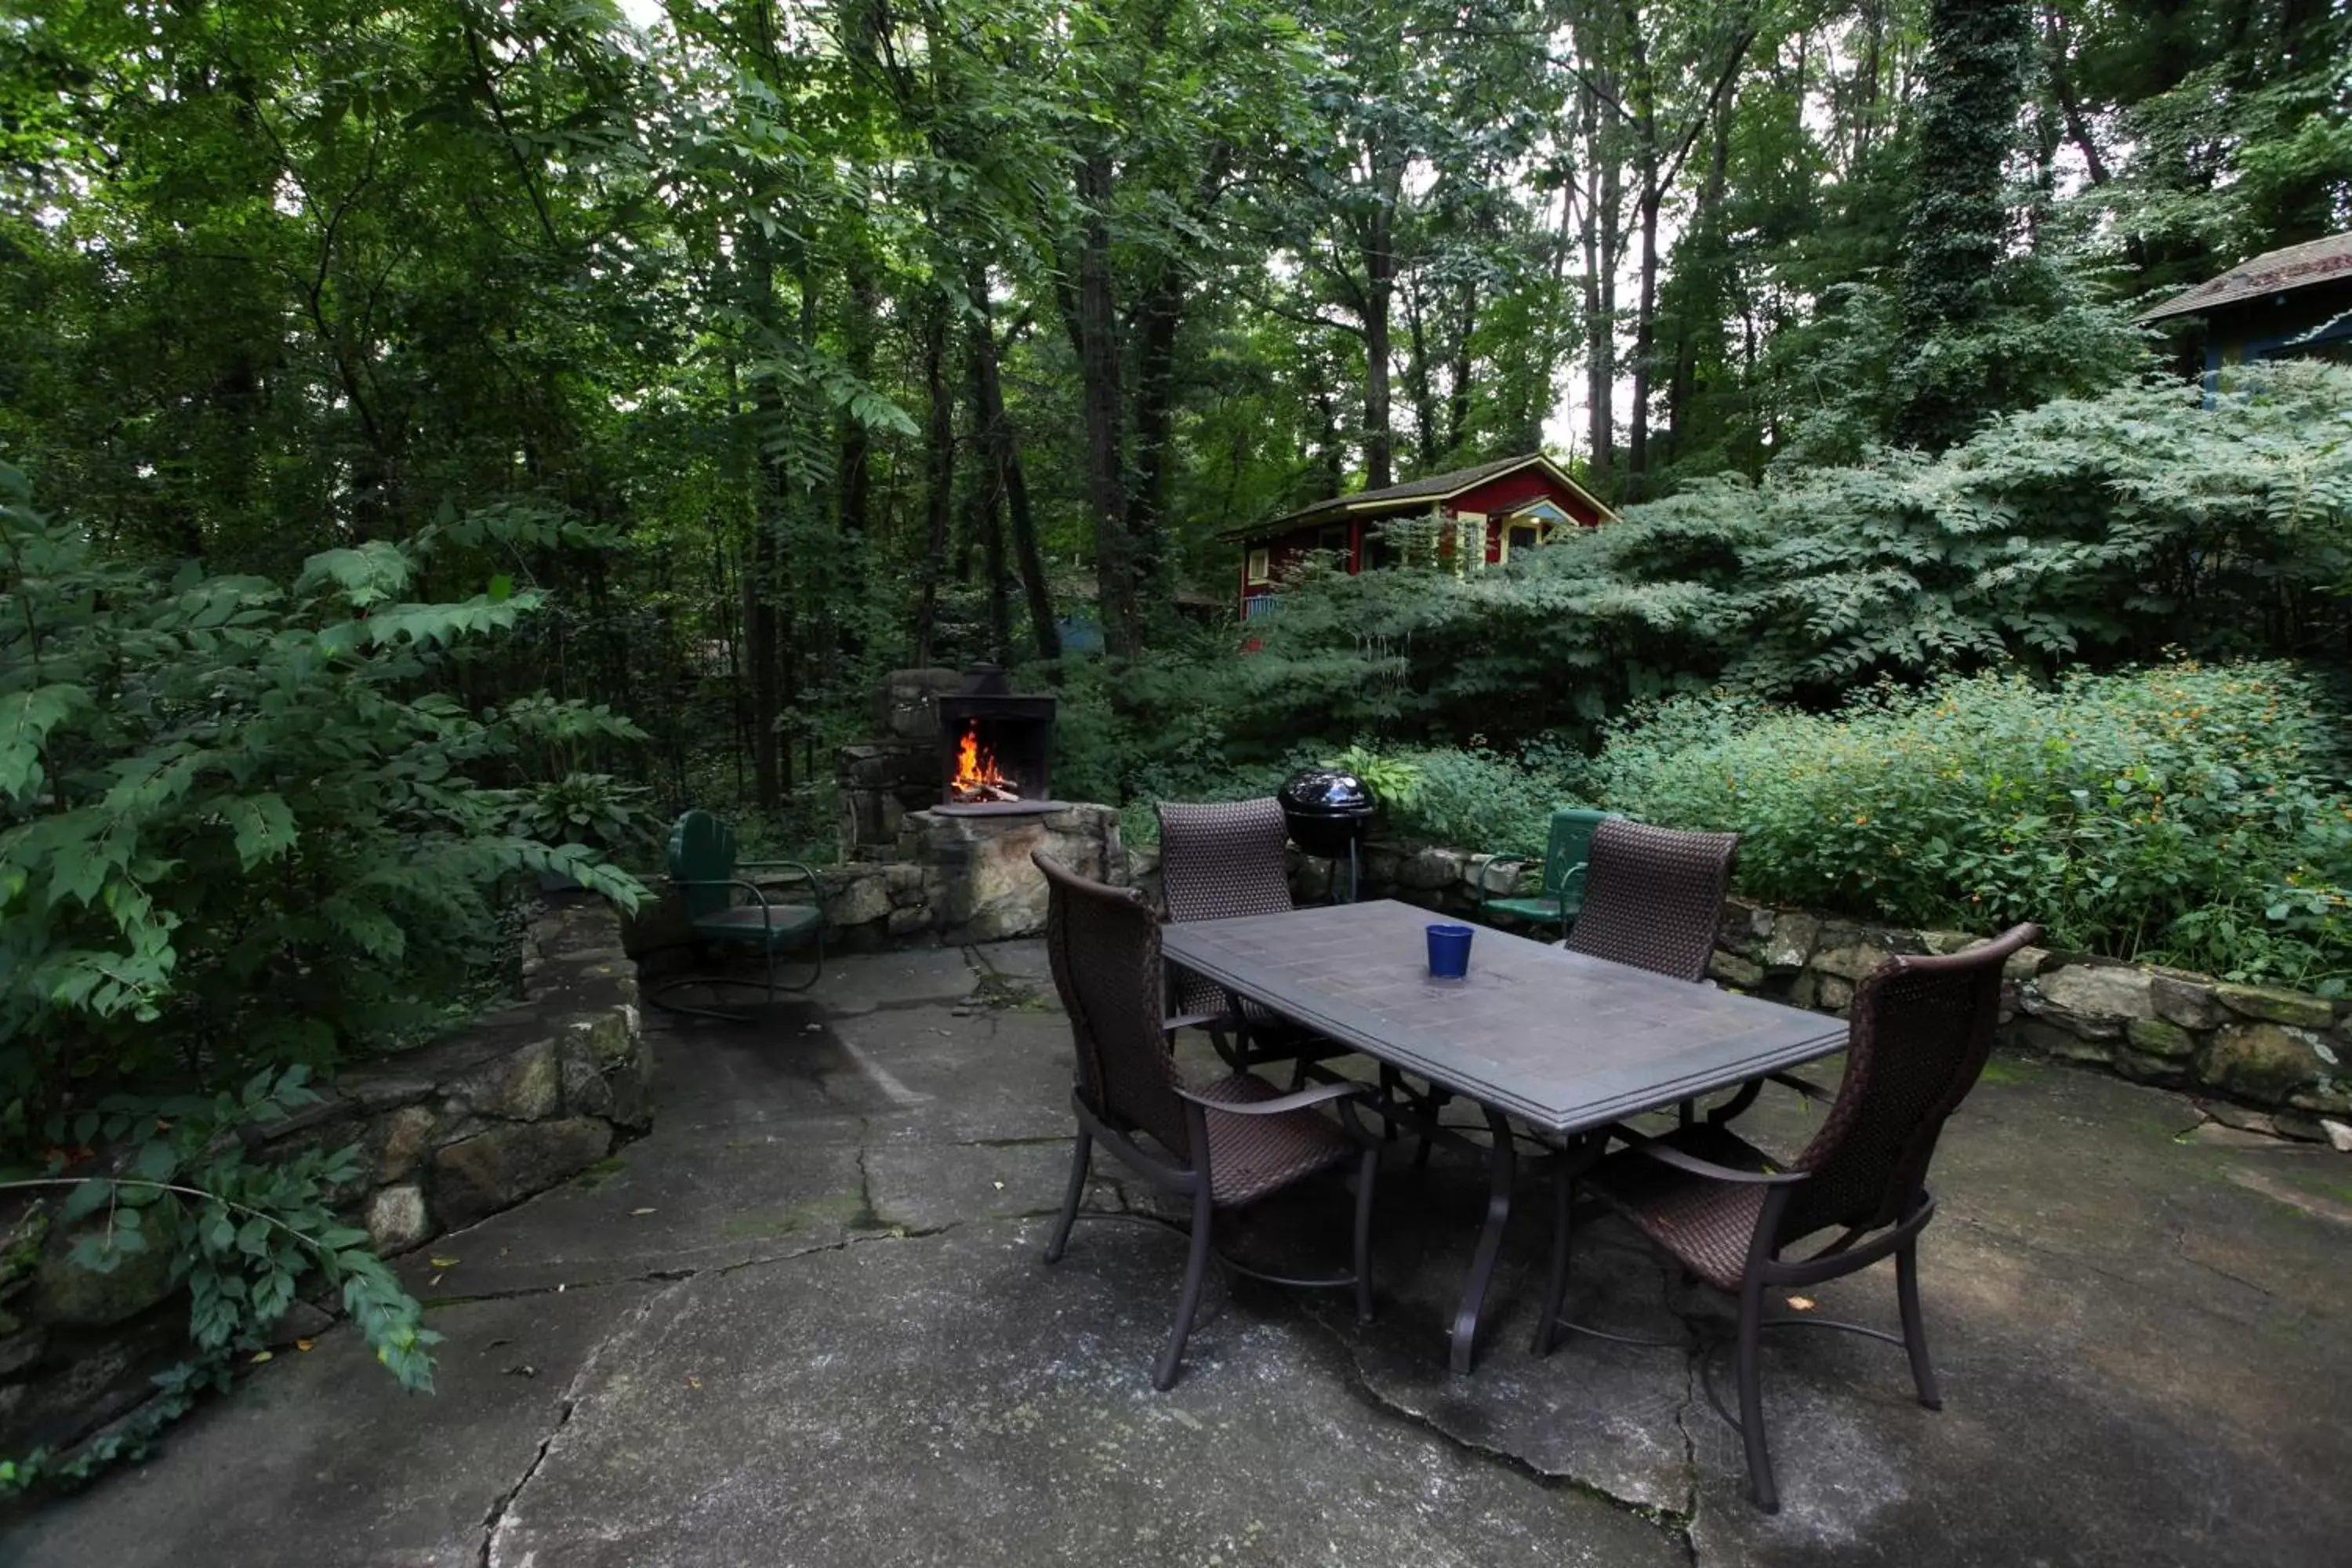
[
  {"left": 63, "top": 1178, "right": 111, "bottom": 1222},
  {"left": 0, "top": 684, "right": 82, "bottom": 801},
  {"left": 131, "top": 1138, "right": 178, "bottom": 1183},
  {"left": 221, "top": 795, "right": 299, "bottom": 870}
]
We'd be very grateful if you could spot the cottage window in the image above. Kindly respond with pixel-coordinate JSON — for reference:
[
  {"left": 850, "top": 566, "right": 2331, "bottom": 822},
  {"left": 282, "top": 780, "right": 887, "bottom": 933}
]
[{"left": 1245, "top": 548, "right": 1271, "bottom": 585}]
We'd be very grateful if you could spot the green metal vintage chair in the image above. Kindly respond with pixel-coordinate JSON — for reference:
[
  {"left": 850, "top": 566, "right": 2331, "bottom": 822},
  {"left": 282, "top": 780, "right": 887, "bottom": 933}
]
[
  {"left": 651, "top": 810, "right": 825, "bottom": 1020},
  {"left": 1478, "top": 807, "right": 1618, "bottom": 943}
]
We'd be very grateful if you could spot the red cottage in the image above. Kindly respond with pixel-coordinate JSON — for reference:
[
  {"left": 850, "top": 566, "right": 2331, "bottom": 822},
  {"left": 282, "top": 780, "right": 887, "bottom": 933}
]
[{"left": 1218, "top": 452, "right": 1617, "bottom": 625}]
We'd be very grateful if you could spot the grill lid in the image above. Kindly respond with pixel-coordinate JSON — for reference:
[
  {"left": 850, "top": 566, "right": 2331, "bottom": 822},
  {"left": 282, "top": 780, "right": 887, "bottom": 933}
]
[{"left": 1278, "top": 768, "right": 1377, "bottom": 816}]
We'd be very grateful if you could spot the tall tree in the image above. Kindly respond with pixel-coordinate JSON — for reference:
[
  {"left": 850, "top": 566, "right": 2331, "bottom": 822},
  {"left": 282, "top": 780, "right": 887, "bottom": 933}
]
[{"left": 1889, "top": 0, "right": 2033, "bottom": 448}]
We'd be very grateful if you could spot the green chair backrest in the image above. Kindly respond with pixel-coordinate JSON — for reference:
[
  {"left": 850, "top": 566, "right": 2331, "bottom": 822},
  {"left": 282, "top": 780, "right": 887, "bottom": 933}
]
[
  {"left": 669, "top": 810, "right": 738, "bottom": 921},
  {"left": 1543, "top": 808, "right": 1616, "bottom": 899}
]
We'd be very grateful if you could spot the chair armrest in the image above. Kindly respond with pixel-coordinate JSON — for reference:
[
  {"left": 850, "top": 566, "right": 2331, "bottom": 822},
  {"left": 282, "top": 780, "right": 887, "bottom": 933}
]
[
  {"left": 1605, "top": 1123, "right": 1807, "bottom": 1185},
  {"left": 736, "top": 858, "right": 821, "bottom": 885},
  {"left": 1177, "top": 1080, "right": 1369, "bottom": 1118},
  {"left": 670, "top": 877, "right": 795, "bottom": 931}
]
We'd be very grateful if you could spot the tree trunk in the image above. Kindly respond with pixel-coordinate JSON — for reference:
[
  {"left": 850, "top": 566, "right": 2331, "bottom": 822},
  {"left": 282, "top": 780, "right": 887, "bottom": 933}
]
[
  {"left": 1405, "top": 274, "right": 1440, "bottom": 472},
  {"left": 1124, "top": 258, "right": 1184, "bottom": 629},
  {"left": 913, "top": 289, "right": 954, "bottom": 667},
  {"left": 1362, "top": 174, "right": 1398, "bottom": 489},
  {"left": 1446, "top": 278, "right": 1477, "bottom": 457},
  {"left": 1625, "top": 183, "right": 1661, "bottom": 498},
  {"left": 1581, "top": 75, "right": 1619, "bottom": 484},
  {"left": 1073, "top": 150, "right": 1134, "bottom": 655},
  {"left": 840, "top": 251, "right": 877, "bottom": 543},
  {"left": 971, "top": 264, "right": 1060, "bottom": 660},
  {"left": 1893, "top": 0, "right": 2033, "bottom": 449}
]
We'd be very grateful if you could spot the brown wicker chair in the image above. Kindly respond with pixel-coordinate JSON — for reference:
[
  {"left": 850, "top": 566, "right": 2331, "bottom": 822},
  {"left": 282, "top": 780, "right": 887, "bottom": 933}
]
[
  {"left": 1560, "top": 818, "right": 1741, "bottom": 982},
  {"left": 1529, "top": 819, "right": 1744, "bottom": 1345},
  {"left": 1544, "top": 923, "right": 2042, "bottom": 1512},
  {"left": 1032, "top": 851, "right": 1381, "bottom": 1390},
  {"left": 1156, "top": 800, "right": 1354, "bottom": 1086}
]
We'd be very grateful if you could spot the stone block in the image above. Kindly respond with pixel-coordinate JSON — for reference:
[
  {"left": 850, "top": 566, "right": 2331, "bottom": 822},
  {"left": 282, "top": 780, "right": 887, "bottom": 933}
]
[
  {"left": 430, "top": 1119, "right": 614, "bottom": 1230},
  {"left": 887, "top": 906, "right": 931, "bottom": 938},
  {"left": 823, "top": 869, "right": 892, "bottom": 928},
  {"left": 25, "top": 1229, "right": 177, "bottom": 1330},
  {"left": 2003, "top": 946, "right": 2054, "bottom": 983},
  {"left": 0, "top": 1327, "right": 45, "bottom": 1379},
  {"left": 454, "top": 1044, "right": 560, "bottom": 1128},
  {"left": 1708, "top": 950, "right": 1766, "bottom": 989},
  {"left": 2212, "top": 982, "right": 2336, "bottom": 1030},
  {"left": 1817, "top": 974, "right": 1855, "bottom": 1012},
  {"left": 1762, "top": 913, "right": 1820, "bottom": 971},
  {"left": 619, "top": 890, "right": 693, "bottom": 960},
  {"left": 373, "top": 1104, "right": 438, "bottom": 1183},
  {"left": 2200, "top": 1022, "right": 2332, "bottom": 1106},
  {"left": 366, "top": 1184, "right": 431, "bottom": 1253},
  {"left": 1811, "top": 944, "right": 1893, "bottom": 983},
  {"left": 1920, "top": 929, "right": 1982, "bottom": 956},
  {"left": 2018, "top": 1018, "right": 2111, "bottom": 1065},
  {"left": 2125, "top": 1016, "right": 2197, "bottom": 1061},
  {"left": 2150, "top": 974, "right": 2221, "bottom": 1030},
  {"left": 2032, "top": 964, "right": 2157, "bottom": 1023},
  {"left": 884, "top": 862, "right": 925, "bottom": 896},
  {"left": 2198, "top": 1100, "right": 2281, "bottom": 1137},
  {"left": 2112, "top": 1051, "right": 2187, "bottom": 1086},
  {"left": 1396, "top": 847, "right": 1465, "bottom": 891},
  {"left": 1719, "top": 898, "right": 1773, "bottom": 958},
  {"left": 1785, "top": 970, "right": 1819, "bottom": 1010}
]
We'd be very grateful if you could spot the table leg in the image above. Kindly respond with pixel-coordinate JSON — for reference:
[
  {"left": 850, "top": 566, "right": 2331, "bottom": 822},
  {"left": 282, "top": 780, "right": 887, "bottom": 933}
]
[{"left": 1450, "top": 1103, "right": 1516, "bottom": 1375}]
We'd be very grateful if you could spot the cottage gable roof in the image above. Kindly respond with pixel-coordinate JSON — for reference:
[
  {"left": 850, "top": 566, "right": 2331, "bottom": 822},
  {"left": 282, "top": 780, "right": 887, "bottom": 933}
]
[
  {"left": 2136, "top": 232, "right": 2352, "bottom": 323},
  {"left": 1218, "top": 452, "right": 1614, "bottom": 543}
]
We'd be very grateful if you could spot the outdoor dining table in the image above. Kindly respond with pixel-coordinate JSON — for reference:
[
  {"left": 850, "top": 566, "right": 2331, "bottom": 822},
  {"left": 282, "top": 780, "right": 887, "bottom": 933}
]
[{"left": 1160, "top": 898, "right": 1848, "bottom": 1374}]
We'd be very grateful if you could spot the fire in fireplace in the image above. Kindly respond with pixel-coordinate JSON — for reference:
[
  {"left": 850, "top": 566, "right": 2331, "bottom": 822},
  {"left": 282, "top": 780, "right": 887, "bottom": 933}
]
[
  {"left": 949, "top": 724, "right": 1018, "bottom": 804},
  {"left": 936, "top": 666, "right": 1059, "bottom": 816}
]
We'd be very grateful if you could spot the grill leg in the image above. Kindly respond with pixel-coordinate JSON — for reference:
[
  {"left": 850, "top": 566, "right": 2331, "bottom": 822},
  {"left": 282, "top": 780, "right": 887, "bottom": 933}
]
[
  {"left": 1448, "top": 1105, "right": 1516, "bottom": 1375},
  {"left": 1896, "top": 1236, "right": 1942, "bottom": 1410},
  {"left": 1043, "top": 1130, "right": 1091, "bottom": 1265},
  {"left": 1155, "top": 1185, "right": 1215, "bottom": 1391}
]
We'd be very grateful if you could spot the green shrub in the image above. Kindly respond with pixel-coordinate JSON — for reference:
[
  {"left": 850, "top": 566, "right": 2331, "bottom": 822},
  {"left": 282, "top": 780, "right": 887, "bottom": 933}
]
[
  {"left": 1, "top": 466, "right": 645, "bottom": 1131},
  {"left": 1386, "top": 744, "right": 1585, "bottom": 858},
  {"left": 1593, "top": 662, "right": 2352, "bottom": 991},
  {"left": 0, "top": 466, "right": 652, "bottom": 1477}
]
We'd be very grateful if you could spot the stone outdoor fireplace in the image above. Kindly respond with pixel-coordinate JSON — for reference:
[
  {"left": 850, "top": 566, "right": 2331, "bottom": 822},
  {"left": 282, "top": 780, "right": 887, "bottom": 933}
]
[
  {"left": 936, "top": 666, "right": 1059, "bottom": 815},
  {"left": 822, "top": 666, "right": 1116, "bottom": 947}
]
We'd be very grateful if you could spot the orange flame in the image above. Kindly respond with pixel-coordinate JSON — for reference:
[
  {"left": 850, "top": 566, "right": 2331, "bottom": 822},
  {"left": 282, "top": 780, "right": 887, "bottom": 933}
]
[{"left": 953, "top": 724, "right": 1009, "bottom": 797}]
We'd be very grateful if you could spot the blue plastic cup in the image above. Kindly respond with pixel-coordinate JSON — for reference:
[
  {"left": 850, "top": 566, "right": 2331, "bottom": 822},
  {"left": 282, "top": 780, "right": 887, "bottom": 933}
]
[{"left": 1426, "top": 923, "right": 1474, "bottom": 979}]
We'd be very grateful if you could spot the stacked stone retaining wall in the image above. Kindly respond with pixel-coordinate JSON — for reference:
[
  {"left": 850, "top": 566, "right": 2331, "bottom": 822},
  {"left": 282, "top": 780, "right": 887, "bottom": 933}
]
[{"left": 0, "top": 897, "right": 650, "bottom": 1465}]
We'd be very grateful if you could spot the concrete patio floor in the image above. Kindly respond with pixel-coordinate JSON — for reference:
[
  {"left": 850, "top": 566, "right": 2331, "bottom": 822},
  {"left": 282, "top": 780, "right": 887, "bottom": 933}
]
[{"left": 11, "top": 941, "right": 2352, "bottom": 1566}]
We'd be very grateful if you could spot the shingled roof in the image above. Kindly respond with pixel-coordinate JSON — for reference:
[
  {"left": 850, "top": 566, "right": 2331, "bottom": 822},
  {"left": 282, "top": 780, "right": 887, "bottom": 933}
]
[
  {"left": 2136, "top": 233, "right": 2352, "bottom": 324},
  {"left": 1218, "top": 453, "right": 1612, "bottom": 543}
]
